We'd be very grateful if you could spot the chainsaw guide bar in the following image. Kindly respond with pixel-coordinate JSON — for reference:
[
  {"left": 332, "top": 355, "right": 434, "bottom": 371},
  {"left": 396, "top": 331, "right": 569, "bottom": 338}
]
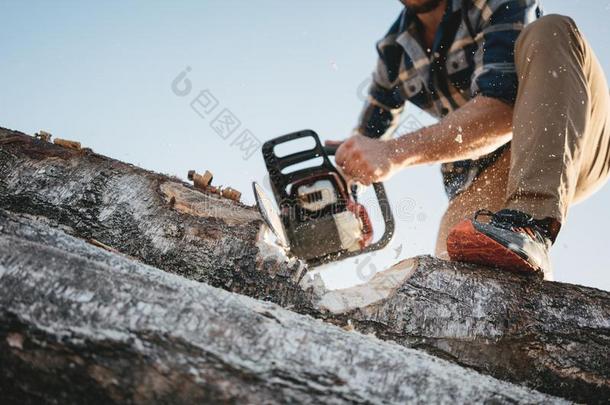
[{"left": 253, "top": 181, "right": 289, "bottom": 247}]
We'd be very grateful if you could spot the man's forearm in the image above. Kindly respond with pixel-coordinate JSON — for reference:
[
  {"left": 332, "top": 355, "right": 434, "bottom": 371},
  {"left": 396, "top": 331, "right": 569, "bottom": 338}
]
[{"left": 388, "top": 96, "right": 514, "bottom": 168}]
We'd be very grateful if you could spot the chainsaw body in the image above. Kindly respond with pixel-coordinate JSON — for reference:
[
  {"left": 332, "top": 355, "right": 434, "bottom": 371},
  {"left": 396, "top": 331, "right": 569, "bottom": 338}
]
[{"left": 253, "top": 130, "right": 394, "bottom": 267}]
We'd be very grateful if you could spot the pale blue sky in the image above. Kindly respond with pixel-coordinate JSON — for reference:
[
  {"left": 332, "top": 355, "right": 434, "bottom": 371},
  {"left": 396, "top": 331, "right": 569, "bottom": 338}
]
[{"left": 1, "top": 0, "right": 609, "bottom": 290}]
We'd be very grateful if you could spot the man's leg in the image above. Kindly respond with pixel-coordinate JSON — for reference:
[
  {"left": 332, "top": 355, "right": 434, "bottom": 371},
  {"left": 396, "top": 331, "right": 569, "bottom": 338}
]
[
  {"left": 445, "top": 15, "right": 610, "bottom": 275},
  {"left": 506, "top": 14, "right": 610, "bottom": 223},
  {"left": 435, "top": 148, "right": 511, "bottom": 257}
]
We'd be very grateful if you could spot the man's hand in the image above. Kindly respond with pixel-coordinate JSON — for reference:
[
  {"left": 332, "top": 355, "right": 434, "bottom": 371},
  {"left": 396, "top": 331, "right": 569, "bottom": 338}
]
[{"left": 328, "top": 134, "right": 397, "bottom": 185}]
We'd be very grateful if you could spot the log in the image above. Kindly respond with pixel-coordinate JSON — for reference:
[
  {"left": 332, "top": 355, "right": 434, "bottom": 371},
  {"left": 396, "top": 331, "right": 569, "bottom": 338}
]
[
  {"left": 1, "top": 126, "right": 609, "bottom": 402},
  {"left": 0, "top": 126, "right": 311, "bottom": 309},
  {"left": 313, "top": 257, "right": 610, "bottom": 402},
  {"left": 0, "top": 210, "right": 564, "bottom": 404}
]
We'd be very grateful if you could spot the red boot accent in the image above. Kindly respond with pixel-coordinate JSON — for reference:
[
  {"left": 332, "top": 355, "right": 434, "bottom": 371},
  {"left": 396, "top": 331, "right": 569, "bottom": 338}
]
[{"left": 447, "top": 219, "right": 538, "bottom": 273}]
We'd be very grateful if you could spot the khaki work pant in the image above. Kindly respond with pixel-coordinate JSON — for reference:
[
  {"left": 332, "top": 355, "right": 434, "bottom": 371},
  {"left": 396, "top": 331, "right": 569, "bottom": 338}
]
[{"left": 436, "top": 15, "right": 610, "bottom": 257}]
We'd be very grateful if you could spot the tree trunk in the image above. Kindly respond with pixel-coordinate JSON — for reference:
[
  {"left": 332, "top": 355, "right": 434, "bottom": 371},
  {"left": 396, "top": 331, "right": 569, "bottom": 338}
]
[
  {"left": 314, "top": 256, "right": 610, "bottom": 403},
  {"left": 1, "top": 126, "right": 609, "bottom": 403},
  {"left": 0, "top": 210, "right": 564, "bottom": 404},
  {"left": 0, "top": 127, "right": 311, "bottom": 308}
]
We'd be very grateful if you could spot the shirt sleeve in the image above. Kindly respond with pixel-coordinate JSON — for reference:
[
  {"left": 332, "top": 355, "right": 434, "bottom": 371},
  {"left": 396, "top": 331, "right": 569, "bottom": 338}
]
[
  {"left": 356, "top": 14, "right": 407, "bottom": 139},
  {"left": 470, "top": 0, "right": 541, "bottom": 104}
]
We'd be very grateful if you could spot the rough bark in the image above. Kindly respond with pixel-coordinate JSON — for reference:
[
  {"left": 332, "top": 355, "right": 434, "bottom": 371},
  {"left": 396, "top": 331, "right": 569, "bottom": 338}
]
[
  {"left": 0, "top": 127, "right": 311, "bottom": 308},
  {"left": 1, "top": 126, "right": 609, "bottom": 403},
  {"left": 0, "top": 210, "right": 565, "bottom": 404},
  {"left": 313, "top": 257, "right": 610, "bottom": 403}
]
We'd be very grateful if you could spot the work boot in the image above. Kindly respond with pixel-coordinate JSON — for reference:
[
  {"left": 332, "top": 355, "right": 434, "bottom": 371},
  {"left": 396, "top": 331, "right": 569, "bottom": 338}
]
[{"left": 446, "top": 209, "right": 556, "bottom": 276}]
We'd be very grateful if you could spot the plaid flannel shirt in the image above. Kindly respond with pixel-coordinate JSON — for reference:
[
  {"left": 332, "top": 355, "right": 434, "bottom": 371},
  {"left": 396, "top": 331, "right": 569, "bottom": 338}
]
[{"left": 357, "top": 0, "right": 542, "bottom": 198}]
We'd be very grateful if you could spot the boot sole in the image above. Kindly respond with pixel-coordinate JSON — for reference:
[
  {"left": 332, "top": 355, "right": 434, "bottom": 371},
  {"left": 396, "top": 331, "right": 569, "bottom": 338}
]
[{"left": 447, "top": 219, "right": 539, "bottom": 273}]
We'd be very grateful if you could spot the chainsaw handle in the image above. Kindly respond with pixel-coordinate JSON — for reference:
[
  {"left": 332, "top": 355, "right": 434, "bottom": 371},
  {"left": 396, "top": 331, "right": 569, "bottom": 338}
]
[
  {"left": 365, "top": 182, "right": 395, "bottom": 253},
  {"left": 262, "top": 130, "right": 340, "bottom": 201},
  {"left": 323, "top": 144, "right": 340, "bottom": 155},
  {"left": 323, "top": 144, "right": 395, "bottom": 254}
]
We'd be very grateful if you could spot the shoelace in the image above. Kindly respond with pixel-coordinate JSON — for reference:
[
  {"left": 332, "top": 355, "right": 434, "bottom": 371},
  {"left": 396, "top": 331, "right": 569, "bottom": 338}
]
[{"left": 474, "top": 209, "right": 549, "bottom": 243}]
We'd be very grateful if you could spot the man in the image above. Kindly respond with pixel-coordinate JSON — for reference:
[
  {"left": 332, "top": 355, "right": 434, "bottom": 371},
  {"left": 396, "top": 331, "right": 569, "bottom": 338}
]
[{"left": 333, "top": 0, "right": 610, "bottom": 278}]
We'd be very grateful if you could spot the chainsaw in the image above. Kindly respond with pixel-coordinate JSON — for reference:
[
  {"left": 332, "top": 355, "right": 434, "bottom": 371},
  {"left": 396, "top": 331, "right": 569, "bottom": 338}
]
[{"left": 252, "top": 129, "right": 395, "bottom": 267}]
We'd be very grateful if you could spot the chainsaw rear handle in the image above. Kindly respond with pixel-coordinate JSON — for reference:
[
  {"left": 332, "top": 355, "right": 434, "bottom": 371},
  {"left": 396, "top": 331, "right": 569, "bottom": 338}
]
[
  {"left": 261, "top": 130, "right": 339, "bottom": 201},
  {"left": 323, "top": 142, "right": 395, "bottom": 255}
]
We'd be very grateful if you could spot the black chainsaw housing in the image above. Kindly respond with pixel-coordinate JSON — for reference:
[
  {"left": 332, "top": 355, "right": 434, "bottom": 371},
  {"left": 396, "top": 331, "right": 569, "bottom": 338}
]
[{"left": 260, "top": 129, "right": 395, "bottom": 266}]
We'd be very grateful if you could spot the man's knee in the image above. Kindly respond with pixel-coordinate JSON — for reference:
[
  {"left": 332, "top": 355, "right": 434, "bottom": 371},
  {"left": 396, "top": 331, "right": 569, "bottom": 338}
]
[
  {"left": 520, "top": 14, "right": 576, "bottom": 40},
  {"left": 515, "top": 14, "right": 582, "bottom": 59}
]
